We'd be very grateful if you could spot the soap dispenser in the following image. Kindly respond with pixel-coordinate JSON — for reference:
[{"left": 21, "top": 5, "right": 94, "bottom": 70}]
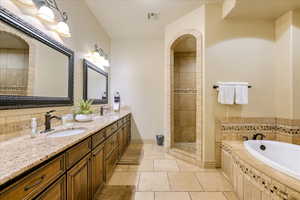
[{"left": 113, "top": 92, "right": 121, "bottom": 112}]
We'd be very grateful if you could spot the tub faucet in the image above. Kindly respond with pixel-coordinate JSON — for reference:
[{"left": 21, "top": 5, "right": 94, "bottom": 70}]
[
  {"left": 41, "top": 110, "right": 62, "bottom": 133},
  {"left": 252, "top": 133, "right": 265, "bottom": 140}
]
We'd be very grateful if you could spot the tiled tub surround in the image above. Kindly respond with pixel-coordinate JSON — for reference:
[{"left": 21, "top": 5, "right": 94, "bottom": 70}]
[
  {"left": 216, "top": 117, "right": 300, "bottom": 168},
  {"left": 221, "top": 141, "right": 300, "bottom": 200},
  {"left": 0, "top": 109, "right": 130, "bottom": 186}
]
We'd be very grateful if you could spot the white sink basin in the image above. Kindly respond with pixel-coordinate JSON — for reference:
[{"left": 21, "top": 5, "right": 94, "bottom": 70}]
[{"left": 48, "top": 128, "right": 87, "bottom": 138}]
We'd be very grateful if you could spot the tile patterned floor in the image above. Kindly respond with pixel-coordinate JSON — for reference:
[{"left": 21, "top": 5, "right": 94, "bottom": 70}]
[{"left": 102, "top": 143, "right": 238, "bottom": 200}]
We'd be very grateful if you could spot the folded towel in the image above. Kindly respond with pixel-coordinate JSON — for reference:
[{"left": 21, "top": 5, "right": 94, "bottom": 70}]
[
  {"left": 218, "top": 84, "right": 235, "bottom": 104},
  {"left": 235, "top": 83, "right": 248, "bottom": 104}
]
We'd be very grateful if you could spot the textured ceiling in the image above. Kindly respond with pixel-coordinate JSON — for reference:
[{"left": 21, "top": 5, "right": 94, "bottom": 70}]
[{"left": 84, "top": 0, "right": 208, "bottom": 39}]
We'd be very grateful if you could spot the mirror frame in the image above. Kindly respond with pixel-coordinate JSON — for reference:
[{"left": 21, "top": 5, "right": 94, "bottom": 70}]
[
  {"left": 0, "top": 6, "right": 74, "bottom": 110},
  {"left": 83, "top": 59, "right": 108, "bottom": 105}
]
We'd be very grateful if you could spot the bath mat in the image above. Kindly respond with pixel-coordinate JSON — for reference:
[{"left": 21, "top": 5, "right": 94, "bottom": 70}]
[{"left": 117, "top": 145, "right": 144, "bottom": 165}]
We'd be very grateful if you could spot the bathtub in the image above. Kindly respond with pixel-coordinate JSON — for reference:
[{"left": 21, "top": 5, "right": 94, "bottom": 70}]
[{"left": 244, "top": 140, "right": 300, "bottom": 180}]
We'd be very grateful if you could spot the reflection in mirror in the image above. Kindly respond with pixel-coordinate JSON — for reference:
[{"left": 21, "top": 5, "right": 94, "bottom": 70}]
[
  {"left": 87, "top": 67, "right": 107, "bottom": 99},
  {"left": 0, "top": 30, "right": 69, "bottom": 97},
  {"left": 83, "top": 59, "right": 108, "bottom": 104},
  {"left": 0, "top": 31, "right": 29, "bottom": 96}
]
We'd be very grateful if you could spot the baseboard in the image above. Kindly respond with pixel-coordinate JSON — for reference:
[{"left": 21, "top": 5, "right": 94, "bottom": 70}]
[{"left": 202, "top": 161, "right": 217, "bottom": 169}]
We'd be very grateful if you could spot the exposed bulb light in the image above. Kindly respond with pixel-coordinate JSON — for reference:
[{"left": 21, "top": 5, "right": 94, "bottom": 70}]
[
  {"left": 37, "top": 6, "right": 55, "bottom": 23},
  {"left": 55, "top": 21, "right": 71, "bottom": 37},
  {"left": 16, "top": 0, "right": 35, "bottom": 7},
  {"left": 103, "top": 58, "right": 110, "bottom": 67}
]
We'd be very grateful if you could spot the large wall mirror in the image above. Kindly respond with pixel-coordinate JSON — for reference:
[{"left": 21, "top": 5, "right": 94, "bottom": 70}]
[
  {"left": 0, "top": 6, "right": 74, "bottom": 109},
  {"left": 83, "top": 59, "right": 108, "bottom": 104}
]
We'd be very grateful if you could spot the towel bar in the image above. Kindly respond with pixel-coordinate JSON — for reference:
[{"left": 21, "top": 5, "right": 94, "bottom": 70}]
[{"left": 213, "top": 85, "right": 252, "bottom": 89}]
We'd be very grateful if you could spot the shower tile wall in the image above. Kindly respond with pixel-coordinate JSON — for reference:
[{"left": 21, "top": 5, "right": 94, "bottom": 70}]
[{"left": 174, "top": 52, "right": 196, "bottom": 143}]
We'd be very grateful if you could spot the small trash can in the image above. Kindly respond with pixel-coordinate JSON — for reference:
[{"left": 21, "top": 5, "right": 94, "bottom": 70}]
[{"left": 156, "top": 135, "right": 164, "bottom": 146}]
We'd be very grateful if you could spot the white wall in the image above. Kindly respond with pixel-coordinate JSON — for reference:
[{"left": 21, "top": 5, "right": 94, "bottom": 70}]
[{"left": 111, "top": 39, "right": 164, "bottom": 141}]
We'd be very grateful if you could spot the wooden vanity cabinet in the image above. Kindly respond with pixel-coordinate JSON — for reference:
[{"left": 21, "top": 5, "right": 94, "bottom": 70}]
[
  {"left": 66, "top": 154, "right": 92, "bottom": 200},
  {"left": 91, "top": 144, "right": 105, "bottom": 198},
  {"left": 0, "top": 114, "right": 132, "bottom": 200}
]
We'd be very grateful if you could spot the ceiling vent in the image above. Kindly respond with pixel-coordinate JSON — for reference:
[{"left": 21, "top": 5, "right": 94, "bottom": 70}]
[{"left": 147, "top": 12, "right": 160, "bottom": 20}]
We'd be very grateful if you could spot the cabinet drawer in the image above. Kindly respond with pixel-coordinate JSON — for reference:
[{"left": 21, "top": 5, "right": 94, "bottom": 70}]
[
  {"left": 35, "top": 175, "right": 66, "bottom": 200},
  {"left": 104, "top": 134, "right": 118, "bottom": 158},
  {"left": 66, "top": 138, "right": 91, "bottom": 169},
  {"left": 105, "top": 148, "right": 118, "bottom": 182},
  {"left": 106, "top": 123, "right": 118, "bottom": 137},
  {"left": 0, "top": 154, "right": 65, "bottom": 200},
  {"left": 92, "top": 129, "right": 106, "bottom": 149}
]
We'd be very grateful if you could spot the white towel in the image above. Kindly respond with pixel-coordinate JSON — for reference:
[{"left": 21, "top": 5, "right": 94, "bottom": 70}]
[
  {"left": 218, "top": 84, "right": 235, "bottom": 104},
  {"left": 235, "top": 83, "right": 248, "bottom": 104}
]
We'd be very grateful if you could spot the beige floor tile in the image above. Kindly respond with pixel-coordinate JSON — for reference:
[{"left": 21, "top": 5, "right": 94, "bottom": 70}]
[
  {"left": 129, "top": 159, "right": 154, "bottom": 171},
  {"left": 143, "top": 151, "right": 166, "bottom": 160},
  {"left": 138, "top": 172, "right": 170, "bottom": 191},
  {"left": 155, "top": 192, "right": 191, "bottom": 200},
  {"left": 196, "top": 172, "right": 232, "bottom": 191},
  {"left": 223, "top": 192, "right": 239, "bottom": 200},
  {"left": 176, "top": 160, "right": 202, "bottom": 172},
  {"left": 134, "top": 192, "right": 154, "bottom": 200},
  {"left": 168, "top": 172, "right": 203, "bottom": 191},
  {"left": 190, "top": 192, "right": 227, "bottom": 200},
  {"left": 154, "top": 159, "right": 179, "bottom": 171},
  {"left": 108, "top": 172, "right": 140, "bottom": 186}
]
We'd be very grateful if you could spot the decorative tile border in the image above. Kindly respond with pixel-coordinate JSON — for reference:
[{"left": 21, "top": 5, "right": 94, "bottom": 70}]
[
  {"left": 219, "top": 117, "right": 300, "bottom": 137},
  {"left": 221, "top": 143, "right": 299, "bottom": 200}
]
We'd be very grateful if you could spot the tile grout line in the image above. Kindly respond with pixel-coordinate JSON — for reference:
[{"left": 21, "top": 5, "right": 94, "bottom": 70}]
[{"left": 194, "top": 172, "right": 205, "bottom": 192}]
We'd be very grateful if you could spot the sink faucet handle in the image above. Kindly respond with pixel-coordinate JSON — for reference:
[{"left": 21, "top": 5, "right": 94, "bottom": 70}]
[{"left": 46, "top": 110, "right": 56, "bottom": 115}]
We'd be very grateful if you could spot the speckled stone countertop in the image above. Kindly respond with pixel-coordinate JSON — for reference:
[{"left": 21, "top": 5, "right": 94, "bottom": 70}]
[
  {"left": 222, "top": 140, "right": 300, "bottom": 193},
  {"left": 0, "top": 109, "right": 131, "bottom": 186}
]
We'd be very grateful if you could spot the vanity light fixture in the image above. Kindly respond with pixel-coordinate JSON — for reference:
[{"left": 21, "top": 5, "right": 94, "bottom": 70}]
[
  {"left": 35, "top": 0, "right": 71, "bottom": 37},
  {"left": 85, "top": 44, "right": 110, "bottom": 68},
  {"left": 37, "top": 5, "right": 55, "bottom": 23}
]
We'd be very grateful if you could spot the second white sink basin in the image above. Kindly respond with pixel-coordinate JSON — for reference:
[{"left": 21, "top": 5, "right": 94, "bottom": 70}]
[{"left": 48, "top": 128, "right": 87, "bottom": 138}]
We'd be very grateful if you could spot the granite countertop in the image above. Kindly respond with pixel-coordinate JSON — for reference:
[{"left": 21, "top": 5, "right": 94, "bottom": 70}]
[
  {"left": 0, "top": 109, "right": 131, "bottom": 186},
  {"left": 222, "top": 140, "right": 300, "bottom": 193}
]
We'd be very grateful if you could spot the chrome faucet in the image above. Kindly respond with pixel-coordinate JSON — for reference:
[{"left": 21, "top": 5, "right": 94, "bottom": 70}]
[
  {"left": 252, "top": 133, "right": 265, "bottom": 140},
  {"left": 41, "top": 110, "right": 62, "bottom": 133}
]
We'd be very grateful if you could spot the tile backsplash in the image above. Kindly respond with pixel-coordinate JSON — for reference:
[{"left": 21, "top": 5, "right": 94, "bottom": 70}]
[{"left": 0, "top": 105, "right": 103, "bottom": 142}]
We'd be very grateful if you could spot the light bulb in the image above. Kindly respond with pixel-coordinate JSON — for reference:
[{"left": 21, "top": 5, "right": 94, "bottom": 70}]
[
  {"left": 16, "top": 0, "right": 35, "bottom": 6},
  {"left": 37, "top": 6, "right": 55, "bottom": 23},
  {"left": 55, "top": 21, "right": 71, "bottom": 37},
  {"left": 103, "top": 58, "right": 110, "bottom": 67}
]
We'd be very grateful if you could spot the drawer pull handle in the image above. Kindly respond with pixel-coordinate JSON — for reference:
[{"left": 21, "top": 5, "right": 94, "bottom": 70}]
[{"left": 24, "top": 175, "right": 45, "bottom": 191}]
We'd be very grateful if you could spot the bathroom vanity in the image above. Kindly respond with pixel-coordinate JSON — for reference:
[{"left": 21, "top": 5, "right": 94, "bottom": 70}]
[{"left": 0, "top": 112, "right": 131, "bottom": 200}]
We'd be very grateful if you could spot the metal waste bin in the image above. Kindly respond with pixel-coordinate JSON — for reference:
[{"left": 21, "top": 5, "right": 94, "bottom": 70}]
[{"left": 156, "top": 135, "right": 164, "bottom": 146}]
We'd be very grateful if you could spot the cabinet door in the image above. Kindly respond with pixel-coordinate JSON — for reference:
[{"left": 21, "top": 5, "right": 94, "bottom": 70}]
[
  {"left": 105, "top": 149, "right": 119, "bottom": 182},
  {"left": 35, "top": 175, "right": 66, "bottom": 200},
  {"left": 118, "top": 128, "right": 124, "bottom": 158},
  {"left": 92, "top": 145, "right": 105, "bottom": 198},
  {"left": 67, "top": 154, "right": 92, "bottom": 200}
]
